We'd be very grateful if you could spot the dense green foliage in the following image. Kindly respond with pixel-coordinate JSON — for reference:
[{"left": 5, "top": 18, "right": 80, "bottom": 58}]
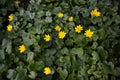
[{"left": 0, "top": 0, "right": 120, "bottom": 80}]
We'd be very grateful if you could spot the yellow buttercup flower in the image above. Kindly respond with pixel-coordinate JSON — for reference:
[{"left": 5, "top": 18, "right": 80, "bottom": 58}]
[
  {"left": 58, "top": 31, "right": 66, "bottom": 39},
  {"left": 44, "top": 67, "right": 52, "bottom": 75},
  {"left": 75, "top": 25, "right": 83, "bottom": 33},
  {"left": 44, "top": 34, "right": 51, "bottom": 42},
  {"left": 84, "top": 29, "right": 94, "bottom": 38},
  {"left": 90, "top": 9, "right": 101, "bottom": 17},
  {"left": 7, "top": 25, "right": 13, "bottom": 31},
  {"left": 57, "top": 12, "right": 63, "bottom": 18},
  {"left": 8, "top": 14, "right": 13, "bottom": 21},
  {"left": 55, "top": 25, "right": 61, "bottom": 31},
  {"left": 19, "top": 44, "right": 26, "bottom": 53},
  {"left": 68, "top": 16, "right": 73, "bottom": 22},
  {"left": 15, "top": 0, "right": 20, "bottom": 4}
]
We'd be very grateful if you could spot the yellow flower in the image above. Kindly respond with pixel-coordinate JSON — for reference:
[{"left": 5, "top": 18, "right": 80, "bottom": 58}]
[
  {"left": 18, "top": 44, "right": 26, "bottom": 53},
  {"left": 44, "top": 67, "right": 52, "bottom": 75},
  {"left": 15, "top": 0, "right": 20, "bottom": 4},
  {"left": 57, "top": 12, "right": 63, "bottom": 18},
  {"left": 84, "top": 29, "right": 94, "bottom": 38},
  {"left": 90, "top": 9, "right": 101, "bottom": 17},
  {"left": 7, "top": 25, "right": 13, "bottom": 31},
  {"left": 55, "top": 25, "right": 61, "bottom": 31},
  {"left": 8, "top": 14, "right": 13, "bottom": 21},
  {"left": 68, "top": 16, "right": 73, "bottom": 22},
  {"left": 44, "top": 34, "right": 51, "bottom": 42},
  {"left": 58, "top": 31, "right": 66, "bottom": 39},
  {"left": 75, "top": 25, "right": 83, "bottom": 33}
]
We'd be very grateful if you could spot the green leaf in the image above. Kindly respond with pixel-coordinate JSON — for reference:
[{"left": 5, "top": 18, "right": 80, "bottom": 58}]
[
  {"left": 0, "top": 50, "right": 5, "bottom": 60},
  {"left": 28, "top": 71, "right": 37, "bottom": 79},
  {"left": 2, "top": 39, "right": 8, "bottom": 49},
  {"left": 74, "top": 35, "right": 88, "bottom": 47},
  {"left": 65, "top": 39, "right": 74, "bottom": 46},
  {"left": 45, "top": 0, "right": 52, "bottom": 3},
  {"left": 87, "top": 69, "right": 94, "bottom": 74},
  {"left": 80, "top": 8, "right": 89, "bottom": 17},
  {"left": 29, "top": 61, "right": 44, "bottom": 71},
  {"left": 90, "top": 76, "right": 95, "bottom": 80},
  {"left": 67, "top": 72, "right": 76, "bottom": 80},
  {"left": 74, "top": 0, "right": 86, "bottom": 5},
  {"left": 88, "top": 0, "right": 97, "bottom": 6},
  {"left": 93, "top": 71, "right": 102, "bottom": 78},
  {"left": 7, "top": 69, "right": 16, "bottom": 79},
  {"left": 61, "top": 47, "right": 69, "bottom": 55},
  {"left": 98, "top": 28, "right": 106, "bottom": 40},
  {"left": 102, "top": 62, "right": 114, "bottom": 74},
  {"left": 113, "top": 67, "right": 120, "bottom": 76},
  {"left": 15, "top": 66, "right": 27, "bottom": 80},
  {"left": 97, "top": 46, "right": 108, "bottom": 59},
  {"left": 112, "top": 15, "right": 120, "bottom": 24},
  {"left": 55, "top": 39, "right": 64, "bottom": 49},
  {"left": 72, "top": 6, "right": 80, "bottom": 15},
  {"left": 35, "top": 61, "right": 45, "bottom": 71},
  {"left": 30, "top": 0, "right": 35, "bottom": 4},
  {"left": 57, "top": 67, "right": 68, "bottom": 80},
  {"left": 92, "top": 34, "right": 99, "bottom": 41},
  {"left": 71, "top": 48, "right": 84, "bottom": 57},
  {"left": 45, "top": 17, "right": 52, "bottom": 23},
  {"left": 68, "top": 30, "right": 75, "bottom": 38},
  {"left": 59, "top": 56, "right": 71, "bottom": 66},
  {"left": 63, "top": 56, "right": 71, "bottom": 65},
  {"left": 36, "top": 10, "right": 44, "bottom": 18},
  {"left": 19, "top": 8, "right": 25, "bottom": 16},
  {"left": 92, "top": 51, "right": 99, "bottom": 61},
  {"left": 26, "top": 11, "right": 35, "bottom": 19},
  {"left": 61, "top": 2, "right": 69, "bottom": 9},
  {"left": 103, "top": 75, "right": 109, "bottom": 80},
  {"left": 27, "top": 52, "right": 34, "bottom": 62},
  {"left": 0, "top": 64, "right": 8, "bottom": 73},
  {"left": 22, "top": 31, "right": 37, "bottom": 47},
  {"left": 52, "top": 7, "right": 62, "bottom": 14},
  {"left": 46, "top": 11, "right": 51, "bottom": 17},
  {"left": 91, "top": 42, "right": 98, "bottom": 49},
  {"left": 6, "top": 40, "right": 12, "bottom": 54}
]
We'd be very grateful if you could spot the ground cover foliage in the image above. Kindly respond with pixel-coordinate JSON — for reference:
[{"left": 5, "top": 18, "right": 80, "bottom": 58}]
[{"left": 0, "top": 0, "right": 120, "bottom": 80}]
